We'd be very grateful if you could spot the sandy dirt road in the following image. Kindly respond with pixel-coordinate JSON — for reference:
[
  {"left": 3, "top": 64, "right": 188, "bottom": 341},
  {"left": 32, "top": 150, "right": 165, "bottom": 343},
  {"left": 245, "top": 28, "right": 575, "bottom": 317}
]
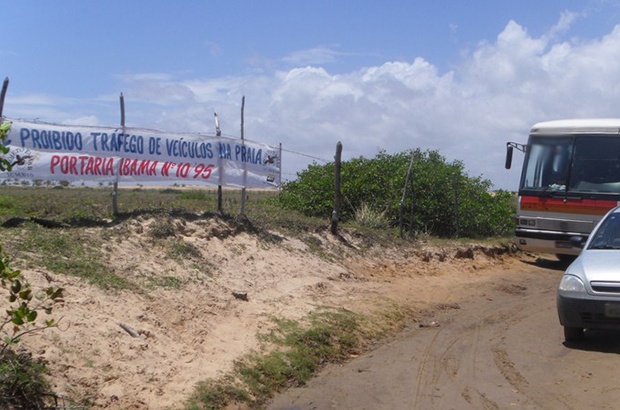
[{"left": 268, "top": 256, "right": 620, "bottom": 410}]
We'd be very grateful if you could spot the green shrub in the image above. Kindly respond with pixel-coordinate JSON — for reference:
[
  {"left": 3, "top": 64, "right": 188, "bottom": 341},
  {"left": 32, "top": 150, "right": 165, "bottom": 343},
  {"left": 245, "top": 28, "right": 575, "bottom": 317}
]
[
  {"left": 280, "top": 149, "right": 514, "bottom": 238},
  {"left": 0, "top": 349, "right": 51, "bottom": 409}
]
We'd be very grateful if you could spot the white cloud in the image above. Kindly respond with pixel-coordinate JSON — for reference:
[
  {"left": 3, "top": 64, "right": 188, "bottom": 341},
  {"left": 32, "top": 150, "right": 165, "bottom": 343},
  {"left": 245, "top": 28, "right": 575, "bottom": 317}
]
[
  {"left": 120, "top": 73, "right": 173, "bottom": 82},
  {"left": 114, "top": 72, "right": 196, "bottom": 107},
  {"left": 281, "top": 45, "right": 344, "bottom": 66},
  {"left": 546, "top": 10, "right": 579, "bottom": 40},
  {"left": 6, "top": 93, "right": 109, "bottom": 125}
]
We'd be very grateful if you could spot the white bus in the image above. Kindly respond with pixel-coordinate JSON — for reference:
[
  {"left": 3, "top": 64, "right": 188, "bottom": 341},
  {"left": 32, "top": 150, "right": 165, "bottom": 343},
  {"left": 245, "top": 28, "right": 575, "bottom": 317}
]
[{"left": 506, "top": 119, "right": 620, "bottom": 262}]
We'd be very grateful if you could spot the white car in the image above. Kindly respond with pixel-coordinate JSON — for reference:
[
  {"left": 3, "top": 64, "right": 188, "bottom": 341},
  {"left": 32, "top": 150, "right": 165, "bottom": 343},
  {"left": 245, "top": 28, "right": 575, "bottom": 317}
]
[{"left": 557, "top": 205, "right": 620, "bottom": 341}]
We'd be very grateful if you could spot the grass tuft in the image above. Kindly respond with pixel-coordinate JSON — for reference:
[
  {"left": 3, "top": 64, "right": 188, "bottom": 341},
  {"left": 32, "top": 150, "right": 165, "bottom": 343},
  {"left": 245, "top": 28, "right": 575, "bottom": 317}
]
[
  {"left": 13, "top": 223, "right": 135, "bottom": 290},
  {"left": 186, "top": 378, "right": 250, "bottom": 410},
  {"left": 148, "top": 218, "right": 177, "bottom": 239},
  {"left": 184, "top": 307, "right": 386, "bottom": 409},
  {"left": 354, "top": 202, "right": 390, "bottom": 229}
]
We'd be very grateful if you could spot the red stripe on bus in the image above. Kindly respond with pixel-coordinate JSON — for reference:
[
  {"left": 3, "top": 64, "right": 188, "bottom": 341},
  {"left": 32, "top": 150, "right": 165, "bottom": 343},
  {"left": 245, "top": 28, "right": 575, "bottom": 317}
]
[{"left": 520, "top": 196, "right": 617, "bottom": 215}]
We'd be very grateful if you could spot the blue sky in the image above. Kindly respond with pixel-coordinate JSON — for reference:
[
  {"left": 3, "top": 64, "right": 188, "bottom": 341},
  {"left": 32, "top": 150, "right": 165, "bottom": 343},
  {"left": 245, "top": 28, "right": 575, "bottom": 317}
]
[{"left": 3, "top": 0, "right": 620, "bottom": 189}]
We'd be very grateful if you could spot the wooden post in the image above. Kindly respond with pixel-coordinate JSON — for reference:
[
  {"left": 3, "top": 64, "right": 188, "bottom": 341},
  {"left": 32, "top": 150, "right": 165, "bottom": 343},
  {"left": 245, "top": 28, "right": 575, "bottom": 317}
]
[
  {"left": 278, "top": 142, "right": 282, "bottom": 193},
  {"left": 113, "top": 93, "right": 124, "bottom": 216},
  {"left": 331, "top": 141, "right": 343, "bottom": 235},
  {"left": 399, "top": 150, "right": 415, "bottom": 238},
  {"left": 214, "top": 112, "right": 223, "bottom": 213},
  {"left": 217, "top": 185, "right": 223, "bottom": 213},
  {"left": 240, "top": 96, "right": 246, "bottom": 215},
  {"left": 452, "top": 173, "right": 460, "bottom": 238},
  {"left": 409, "top": 165, "right": 415, "bottom": 236},
  {"left": 0, "top": 77, "right": 9, "bottom": 118}
]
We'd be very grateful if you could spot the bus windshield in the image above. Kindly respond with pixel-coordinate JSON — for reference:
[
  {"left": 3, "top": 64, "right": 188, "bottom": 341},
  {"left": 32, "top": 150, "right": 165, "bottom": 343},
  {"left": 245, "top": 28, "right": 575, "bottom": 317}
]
[{"left": 521, "top": 136, "right": 620, "bottom": 194}]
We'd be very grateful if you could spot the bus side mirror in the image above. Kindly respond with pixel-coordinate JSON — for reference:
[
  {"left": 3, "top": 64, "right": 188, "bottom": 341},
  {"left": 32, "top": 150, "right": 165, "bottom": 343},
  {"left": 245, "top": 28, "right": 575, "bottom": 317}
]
[
  {"left": 505, "top": 145, "right": 513, "bottom": 169},
  {"left": 570, "top": 235, "right": 586, "bottom": 249}
]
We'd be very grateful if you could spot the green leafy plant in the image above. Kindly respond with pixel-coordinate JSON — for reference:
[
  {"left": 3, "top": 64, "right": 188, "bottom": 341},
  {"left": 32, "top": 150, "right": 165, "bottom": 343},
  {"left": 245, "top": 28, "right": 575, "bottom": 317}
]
[
  {"left": 0, "top": 244, "right": 64, "bottom": 352},
  {"left": 0, "top": 120, "right": 66, "bottom": 407},
  {"left": 0, "top": 121, "right": 64, "bottom": 349},
  {"left": 0, "top": 122, "right": 12, "bottom": 171}
]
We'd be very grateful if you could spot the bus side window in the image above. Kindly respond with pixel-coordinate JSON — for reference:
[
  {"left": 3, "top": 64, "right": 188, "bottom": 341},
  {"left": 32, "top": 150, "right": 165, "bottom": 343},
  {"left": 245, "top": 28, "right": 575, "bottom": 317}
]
[
  {"left": 547, "top": 145, "right": 569, "bottom": 186},
  {"left": 586, "top": 160, "right": 617, "bottom": 183},
  {"left": 570, "top": 161, "right": 587, "bottom": 189}
]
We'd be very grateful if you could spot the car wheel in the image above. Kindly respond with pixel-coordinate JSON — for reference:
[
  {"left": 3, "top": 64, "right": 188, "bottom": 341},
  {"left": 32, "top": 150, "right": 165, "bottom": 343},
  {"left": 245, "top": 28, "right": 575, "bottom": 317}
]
[{"left": 564, "top": 326, "right": 584, "bottom": 342}]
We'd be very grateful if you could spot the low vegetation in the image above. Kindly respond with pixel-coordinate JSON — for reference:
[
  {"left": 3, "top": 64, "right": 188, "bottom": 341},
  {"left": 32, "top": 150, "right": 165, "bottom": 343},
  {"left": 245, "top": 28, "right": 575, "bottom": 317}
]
[{"left": 186, "top": 306, "right": 413, "bottom": 409}]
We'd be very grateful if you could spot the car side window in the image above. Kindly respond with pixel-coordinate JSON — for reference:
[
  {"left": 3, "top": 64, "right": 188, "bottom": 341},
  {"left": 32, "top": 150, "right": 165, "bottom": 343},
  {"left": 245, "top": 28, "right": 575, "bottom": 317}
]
[{"left": 589, "top": 214, "right": 620, "bottom": 249}]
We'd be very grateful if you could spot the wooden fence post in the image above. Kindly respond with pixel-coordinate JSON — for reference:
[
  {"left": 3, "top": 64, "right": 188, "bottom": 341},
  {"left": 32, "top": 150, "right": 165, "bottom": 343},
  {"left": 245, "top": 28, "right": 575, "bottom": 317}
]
[
  {"left": 452, "top": 173, "right": 460, "bottom": 238},
  {"left": 0, "top": 77, "right": 9, "bottom": 119},
  {"left": 112, "top": 93, "right": 124, "bottom": 216},
  {"left": 278, "top": 142, "right": 282, "bottom": 194},
  {"left": 409, "top": 166, "right": 415, "bottom": 236},
  {"left": 214, "top": 112, "right": 223, "bottom": 214},
  {"left": 399, "top": 150, "right": 415, "bottom": 238},
  {"left": 331, "top": 141, "right": 343, "bottom": 235},
  {"left": 240, "top": 96, "right": 246, "bottom": 215}
]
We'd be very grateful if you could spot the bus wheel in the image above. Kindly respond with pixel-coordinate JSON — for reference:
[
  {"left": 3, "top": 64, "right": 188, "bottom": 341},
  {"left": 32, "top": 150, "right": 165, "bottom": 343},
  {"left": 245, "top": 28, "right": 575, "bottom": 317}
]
[{"left": 556, "top": 254, "right": 577, "bottom": 264}]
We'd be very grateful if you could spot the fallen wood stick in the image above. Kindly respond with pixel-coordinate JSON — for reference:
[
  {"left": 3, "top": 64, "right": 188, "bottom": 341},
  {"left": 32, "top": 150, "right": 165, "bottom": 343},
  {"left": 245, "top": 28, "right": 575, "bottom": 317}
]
[
  {"left": 118, "top": 322, "right": 141, "bottom": 338},
  {"left": 232, "top": 291, "right": 249, "bottom": 301}
]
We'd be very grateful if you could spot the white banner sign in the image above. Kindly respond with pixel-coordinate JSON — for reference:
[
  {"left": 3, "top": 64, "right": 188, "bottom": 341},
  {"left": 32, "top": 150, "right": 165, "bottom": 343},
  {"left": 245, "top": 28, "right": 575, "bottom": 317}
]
[{"left": 1, "top": 119, "right": 281, "bottom": 188}]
